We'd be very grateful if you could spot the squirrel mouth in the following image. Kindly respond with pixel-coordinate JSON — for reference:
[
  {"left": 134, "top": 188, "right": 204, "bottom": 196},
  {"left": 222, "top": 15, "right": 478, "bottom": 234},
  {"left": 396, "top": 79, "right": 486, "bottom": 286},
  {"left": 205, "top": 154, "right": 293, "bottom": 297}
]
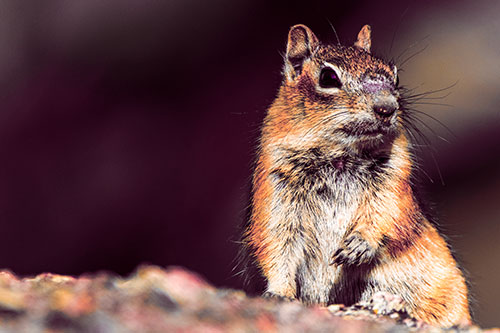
[
  {"left": 341, "top": 122, "right": 396, "bottom": 138},
  {"left": 338, "top": 123, "right": 399, "bottom": 152}
]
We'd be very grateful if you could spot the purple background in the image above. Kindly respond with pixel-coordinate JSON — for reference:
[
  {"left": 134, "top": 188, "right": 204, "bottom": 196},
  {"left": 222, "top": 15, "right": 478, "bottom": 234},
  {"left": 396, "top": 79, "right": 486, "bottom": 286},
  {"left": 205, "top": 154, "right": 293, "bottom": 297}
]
[{"left": 0, "top": 0, "right": 499, "bottom": 327}]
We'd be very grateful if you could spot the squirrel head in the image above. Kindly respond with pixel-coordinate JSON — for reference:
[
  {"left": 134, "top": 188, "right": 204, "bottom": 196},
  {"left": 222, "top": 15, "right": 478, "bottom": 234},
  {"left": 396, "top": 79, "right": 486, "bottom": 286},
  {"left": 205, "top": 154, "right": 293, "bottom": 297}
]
[{"left": 268, "top": 24, "right": 402, "bottom": 155}]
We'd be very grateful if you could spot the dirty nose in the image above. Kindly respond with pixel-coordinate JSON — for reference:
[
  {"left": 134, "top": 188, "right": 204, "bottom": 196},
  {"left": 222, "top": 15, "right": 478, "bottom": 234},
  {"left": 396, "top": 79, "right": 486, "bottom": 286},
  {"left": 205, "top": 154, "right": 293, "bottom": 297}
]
[
  {"left": 363, "top": 76, "right": 398, "bottom": 120},
  {"left": 373, "top": 104, "right": 396, "bottom": 118}
]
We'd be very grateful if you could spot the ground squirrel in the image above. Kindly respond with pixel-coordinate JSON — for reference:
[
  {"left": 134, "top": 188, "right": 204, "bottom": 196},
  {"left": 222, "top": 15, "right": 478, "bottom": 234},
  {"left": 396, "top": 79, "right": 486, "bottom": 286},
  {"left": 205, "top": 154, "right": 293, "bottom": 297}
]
[{"left": 244, "top": 24, "right": 471, "bottom": 327}]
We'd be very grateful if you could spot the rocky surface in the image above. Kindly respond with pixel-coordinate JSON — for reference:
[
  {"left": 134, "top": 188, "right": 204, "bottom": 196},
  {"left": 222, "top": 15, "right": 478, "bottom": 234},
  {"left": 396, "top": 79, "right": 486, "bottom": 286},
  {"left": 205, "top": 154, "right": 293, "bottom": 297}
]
[{"left": 0, "top": 265, "right": 494, "bottom": 332}]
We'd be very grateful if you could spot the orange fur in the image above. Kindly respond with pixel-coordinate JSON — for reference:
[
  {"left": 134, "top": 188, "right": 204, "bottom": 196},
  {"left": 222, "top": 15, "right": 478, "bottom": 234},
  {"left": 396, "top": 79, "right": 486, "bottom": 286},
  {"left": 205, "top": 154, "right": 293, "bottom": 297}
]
[{"left": 244, "top": 24, "right": 471, "bottom": 327}]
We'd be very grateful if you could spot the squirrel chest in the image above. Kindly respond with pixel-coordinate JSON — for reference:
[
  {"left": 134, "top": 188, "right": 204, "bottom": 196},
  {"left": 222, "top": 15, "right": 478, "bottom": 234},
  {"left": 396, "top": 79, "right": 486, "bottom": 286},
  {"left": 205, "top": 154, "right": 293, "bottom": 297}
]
[{"left": 245, "top": 24, "right": 471, "bottom": 327}]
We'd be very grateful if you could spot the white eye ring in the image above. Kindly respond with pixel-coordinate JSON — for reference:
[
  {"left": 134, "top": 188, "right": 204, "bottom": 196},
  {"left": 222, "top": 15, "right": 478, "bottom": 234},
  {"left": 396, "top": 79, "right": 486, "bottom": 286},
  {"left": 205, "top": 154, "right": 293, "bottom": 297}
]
[
  {"left": 317, "top": 62, "right": 343, "bottom": 93},
  {"left": 323, "top": 62, "right": 341, "bottom": 73}
]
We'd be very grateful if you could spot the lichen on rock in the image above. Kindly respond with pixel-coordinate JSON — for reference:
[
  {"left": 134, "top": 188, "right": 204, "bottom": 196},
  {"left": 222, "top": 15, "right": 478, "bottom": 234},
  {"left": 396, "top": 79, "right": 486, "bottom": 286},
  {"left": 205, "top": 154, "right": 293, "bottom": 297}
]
[{"left": 0, "top": 266, "right": 490, "bottom": 332}]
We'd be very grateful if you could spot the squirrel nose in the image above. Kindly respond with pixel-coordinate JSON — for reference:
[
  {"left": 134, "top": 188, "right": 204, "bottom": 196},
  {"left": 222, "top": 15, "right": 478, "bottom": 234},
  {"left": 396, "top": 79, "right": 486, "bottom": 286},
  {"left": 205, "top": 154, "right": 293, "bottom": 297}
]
[{"left": 373, "top": 104, "right": 396, "bottom": 118}]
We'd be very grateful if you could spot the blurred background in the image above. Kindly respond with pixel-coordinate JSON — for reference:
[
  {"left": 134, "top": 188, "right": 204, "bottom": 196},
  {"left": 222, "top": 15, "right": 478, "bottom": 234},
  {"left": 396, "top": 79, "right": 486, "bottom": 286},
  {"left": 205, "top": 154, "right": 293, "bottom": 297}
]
[{"left": 0, "top": 0, "right": 498, "bottom": 327}]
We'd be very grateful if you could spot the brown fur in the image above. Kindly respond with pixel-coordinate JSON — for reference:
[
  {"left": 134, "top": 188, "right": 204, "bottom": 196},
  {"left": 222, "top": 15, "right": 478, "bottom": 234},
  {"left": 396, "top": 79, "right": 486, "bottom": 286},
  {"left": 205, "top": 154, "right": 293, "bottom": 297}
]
[{"left": 244, "top": 24, "right": 471, "bottom": 327}]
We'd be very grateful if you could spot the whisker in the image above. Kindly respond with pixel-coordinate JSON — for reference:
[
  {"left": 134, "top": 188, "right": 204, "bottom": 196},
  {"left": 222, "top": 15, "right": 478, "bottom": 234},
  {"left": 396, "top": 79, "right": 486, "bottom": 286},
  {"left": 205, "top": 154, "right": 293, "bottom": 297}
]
[
  {"left": 401, "top": 114, "right": 434, "bottom": 147},
  {"left": 402, "top": 125, "right": 435, "bottom": 183},
  {"left": 403, "top": 113, "right": 449, "bottom": 145},
  {"left": 404, "top": 92, "right": 452, "bottom": 101},
  {"left": 409, "top": 102, "right": 453, "bottom": 107},
  {"left": 430, "top": 151, "right": 445, "bottom": 186},
  {"left": 396, "top": 35, "right": 430, "bottom": 64},
  {"left": 407, "top": 108, "right": 456, "bottom": 138},
  {"left": 326, "top": 19, "right": 341, "bottom": 45},
  {"left": 389, "top": 5, "right": 411, "bottom": 55},
  {"left": 401, "top": 81, "right": 458, "bottom": 99},
  {"left": 399, "top": 44, "right": 429, "bottom": 67}
]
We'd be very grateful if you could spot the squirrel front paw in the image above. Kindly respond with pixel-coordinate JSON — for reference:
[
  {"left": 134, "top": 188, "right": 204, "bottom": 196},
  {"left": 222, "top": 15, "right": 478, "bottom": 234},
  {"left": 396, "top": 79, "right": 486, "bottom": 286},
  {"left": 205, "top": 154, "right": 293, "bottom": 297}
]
[
  {"left": 262, "top": 291, "right": 295, "bottom": 302},
  {"left": 330, "top": 232, "right": 377, "bottom": 266}
]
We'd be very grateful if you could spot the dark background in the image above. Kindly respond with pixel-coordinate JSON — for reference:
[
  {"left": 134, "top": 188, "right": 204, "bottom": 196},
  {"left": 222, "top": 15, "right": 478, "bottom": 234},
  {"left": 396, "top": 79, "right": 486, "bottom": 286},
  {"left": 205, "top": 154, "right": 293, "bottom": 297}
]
[{"left": 0, "top": 0, "right": 499, "bottom": 327}]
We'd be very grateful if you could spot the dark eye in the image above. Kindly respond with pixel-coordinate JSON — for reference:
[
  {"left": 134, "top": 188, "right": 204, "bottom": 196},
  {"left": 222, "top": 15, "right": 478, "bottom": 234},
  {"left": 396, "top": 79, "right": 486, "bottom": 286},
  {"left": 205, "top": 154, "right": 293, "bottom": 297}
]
[
  {"left": 395, "top": 75, "right": 400, "bottom": 87},
  {"left": 319, "top": 67, "right": 342, "bottom": 89}
]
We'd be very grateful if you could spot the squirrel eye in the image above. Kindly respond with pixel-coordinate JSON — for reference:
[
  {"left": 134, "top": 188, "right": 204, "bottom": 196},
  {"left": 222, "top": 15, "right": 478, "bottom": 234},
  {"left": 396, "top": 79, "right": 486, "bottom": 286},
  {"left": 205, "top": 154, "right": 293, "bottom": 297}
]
[{"left": 319, "top": 67, "right": 342, "bottom": 89}]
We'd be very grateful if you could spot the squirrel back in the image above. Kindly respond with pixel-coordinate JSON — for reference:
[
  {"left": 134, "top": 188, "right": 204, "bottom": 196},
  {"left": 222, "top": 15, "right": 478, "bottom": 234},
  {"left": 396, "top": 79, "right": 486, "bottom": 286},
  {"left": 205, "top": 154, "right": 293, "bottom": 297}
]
[{"left": 244, "top": 24, "right": 471, "bottom": 327}]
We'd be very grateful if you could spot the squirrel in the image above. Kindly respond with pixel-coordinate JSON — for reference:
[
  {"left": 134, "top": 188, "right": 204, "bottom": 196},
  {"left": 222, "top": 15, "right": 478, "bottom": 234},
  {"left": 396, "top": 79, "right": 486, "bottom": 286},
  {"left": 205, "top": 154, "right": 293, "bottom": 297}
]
[{"left": 243, "top": 24, "right": 471, "bottom": 327}]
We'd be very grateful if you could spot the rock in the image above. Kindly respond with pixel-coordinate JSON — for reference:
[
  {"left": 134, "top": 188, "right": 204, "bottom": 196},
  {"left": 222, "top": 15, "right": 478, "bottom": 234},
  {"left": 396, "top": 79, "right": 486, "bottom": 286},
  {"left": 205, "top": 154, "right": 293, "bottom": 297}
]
[{"left": 0, "top": 265, "right": 489, "bottom": 332}]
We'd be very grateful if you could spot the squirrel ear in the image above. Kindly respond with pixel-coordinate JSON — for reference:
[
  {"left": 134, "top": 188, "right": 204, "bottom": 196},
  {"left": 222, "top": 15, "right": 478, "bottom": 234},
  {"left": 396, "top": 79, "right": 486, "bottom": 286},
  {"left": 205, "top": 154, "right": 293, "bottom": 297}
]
[
  {"left": 285, "top": 24, "right": 319, "bottom": 79},
  {"left": 354, "top": 25, "right": 371, "bottom": 53}
]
